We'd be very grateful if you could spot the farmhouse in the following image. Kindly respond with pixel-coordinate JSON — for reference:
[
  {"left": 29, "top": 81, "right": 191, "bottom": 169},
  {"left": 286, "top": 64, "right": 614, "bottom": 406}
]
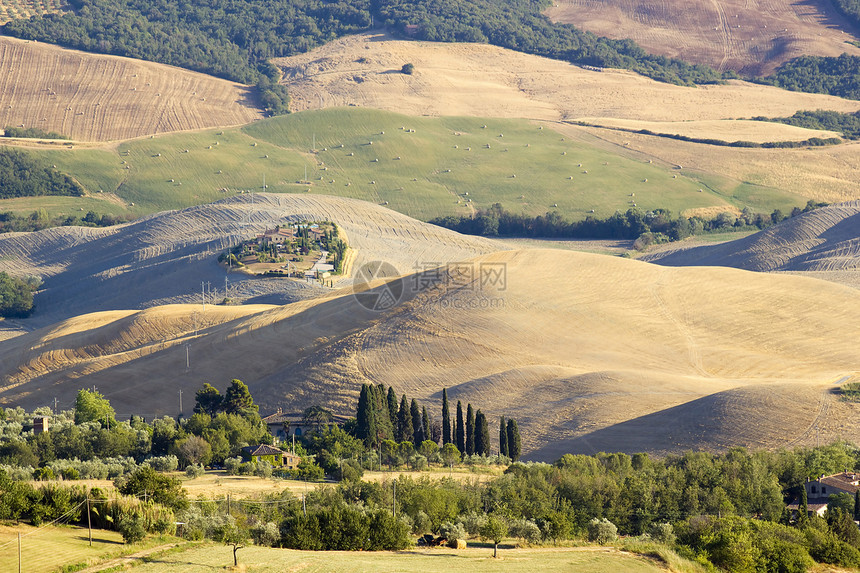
[
  {"left": 240, "top": 444, "right": 301, "bottom": 469},
  {"left": 256, "top": 227, "right": 295, "bottom": 244},
  {"left": 805, "top": 472, "right": 860, "bottom": 502},
  {"left": 262, "top": 409, "right": 349, "bottom": 439}
]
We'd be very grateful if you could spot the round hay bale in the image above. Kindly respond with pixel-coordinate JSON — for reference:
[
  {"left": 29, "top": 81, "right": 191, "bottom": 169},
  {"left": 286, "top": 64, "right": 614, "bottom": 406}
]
[{"left": 450, "top": 539, "right": 467, "bottom": 549}]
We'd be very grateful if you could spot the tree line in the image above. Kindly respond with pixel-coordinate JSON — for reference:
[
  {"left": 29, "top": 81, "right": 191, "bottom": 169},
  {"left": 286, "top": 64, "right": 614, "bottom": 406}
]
[
  {"left": 354, "top": 383, "right": 520, "bottom": 460},
  {"left": 3, "top": 126, "right": 69, "bottom": 140},
  {"left": 429, "top": 201, "right": 827, "bottom": 244}
]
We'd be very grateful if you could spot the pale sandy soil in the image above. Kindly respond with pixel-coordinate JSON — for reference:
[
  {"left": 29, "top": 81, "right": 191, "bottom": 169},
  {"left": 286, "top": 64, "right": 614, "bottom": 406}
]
[
  {"left": 0, "top": 36, "right": 261, "bottom": 141},
  {"left": 545, "top": 0, "right": 860, "bottom": 75}
]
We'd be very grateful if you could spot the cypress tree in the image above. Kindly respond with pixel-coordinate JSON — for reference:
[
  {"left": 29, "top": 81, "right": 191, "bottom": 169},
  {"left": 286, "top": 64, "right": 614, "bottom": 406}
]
[
  {"left": 355, "top": 384, "right": 377, "bottom": 447},
  {"left": 422, "top": 406, "right": 432, "bottom": 444},
  {"left": 397, "top": 394, "right": 413, "bottom": 443},
  {"left": 798, "top": 482, "right": 808, "bottom": 523},
  {"left": 499, "top": 416, "right": 508, "bottom": 457},
  {"left": 855, "top": 490, "right": 860, "bottom": 523},
  {"left": 474, "top": 410, "right": 490, "bottom": 455},
  {"left": 374, "top": 384, "right": 394, "bottom": 441},
  {"left": 456, "top": 401, "right": 465, "bottom": 454},
  {"left": 506, "top": 419, "right": 521, "bottom": 462},
  {"left": 466, "top": 404, "right": 475, "bottom": 456},
  {"left": 411, "top": 398, "right": 424, "bottom": 447},
  {"left": 387, "top": 387, "right": 398, "bottom": 431},
  {"left": 442, "top": 388, "right": 451, "bottom": 445}
]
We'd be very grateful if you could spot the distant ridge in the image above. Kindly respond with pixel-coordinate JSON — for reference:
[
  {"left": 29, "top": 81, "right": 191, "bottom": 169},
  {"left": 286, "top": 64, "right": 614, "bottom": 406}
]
[{"left": 643, "top": 201, "right": 860, "bottom": 273}]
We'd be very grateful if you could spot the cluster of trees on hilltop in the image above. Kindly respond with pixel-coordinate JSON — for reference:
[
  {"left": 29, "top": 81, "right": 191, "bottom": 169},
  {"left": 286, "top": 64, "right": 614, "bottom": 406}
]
[
  {"left": 430, "top": 201, "right": 827, "bottom": 243},
  {"left": 0, "top": 148, "right": 83, "bottom": 199}
]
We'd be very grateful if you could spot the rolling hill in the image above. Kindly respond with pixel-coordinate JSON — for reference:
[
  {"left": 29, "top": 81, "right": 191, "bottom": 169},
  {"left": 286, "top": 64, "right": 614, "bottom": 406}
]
[
  {"left": 643, "top": 200, "right": 860, "bottom": 287},
  {"left": 0, "top": 35, "right": 261, "bottom": 141},
  {"left": 1, "top": 196, "right": 858, "bottom": 459},
  {"left": 545, "top": 0, "right": 860, "bottom": 75}
]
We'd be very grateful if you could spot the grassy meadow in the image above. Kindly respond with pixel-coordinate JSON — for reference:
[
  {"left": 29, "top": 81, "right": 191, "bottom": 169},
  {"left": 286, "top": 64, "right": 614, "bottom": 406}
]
[
  {"left": 0, "top": 523, "right": 128, "bottom": 572},
  {"left": 3, "top": 108, "right": 806, "bottom": 223},
  {"left": 127, "top": 543, "right": 668, "bottom": 573}
]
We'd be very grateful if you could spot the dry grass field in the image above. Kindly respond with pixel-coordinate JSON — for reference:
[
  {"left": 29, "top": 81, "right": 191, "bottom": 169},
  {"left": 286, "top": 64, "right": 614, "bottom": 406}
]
[
  {"left": 128, "top": 544, "right": 669, "bottom": 573},
  {"left": 545, "top": 0, "right": 860, "bottom": 75},
  {"left": 0, "top": 0, "right": 67, "bottom": 25},
  {"left": 0, "top": 523, "right": 127, "bottom": 573},
  {"left": 0, "top": 36, "right": 261, "bottom": 141},
  {"left": 275, "top": 32, "right": 860, "bottom": 122}
]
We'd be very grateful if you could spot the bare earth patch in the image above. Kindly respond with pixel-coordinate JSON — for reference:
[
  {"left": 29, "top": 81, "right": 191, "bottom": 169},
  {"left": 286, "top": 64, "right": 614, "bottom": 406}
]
[
  {"left": 0, "top": 36, "right": 262, "bottom": 141},
  {"left": 545, "top": 0, "right": 860, "bottom": 75}
]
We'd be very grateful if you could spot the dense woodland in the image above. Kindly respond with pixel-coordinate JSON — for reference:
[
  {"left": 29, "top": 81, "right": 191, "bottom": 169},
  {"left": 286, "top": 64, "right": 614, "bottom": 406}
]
[
  {"left": 0, "top": 148, "right": 83, "bottom": 199},
  {"left": 763, "top": 54, "right": 860, "bottom": 100},
  {"left": 430, "top": 201, "right": 826, "bottom": 245},
  {"left": 2, "top": 126, "right": 69, "bottom": 140}
]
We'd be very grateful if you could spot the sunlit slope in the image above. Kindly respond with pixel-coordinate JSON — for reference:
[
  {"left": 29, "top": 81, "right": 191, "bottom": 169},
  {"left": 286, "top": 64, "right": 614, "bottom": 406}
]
[
  {"left": 644, "top": 200, "right": 860, "bottom": 272},
  {"left": 2, "top": 249, "right": 857, "bottom": 459},
  {"left": 0, "top": 193, "right": 502, "bottom": 328}
]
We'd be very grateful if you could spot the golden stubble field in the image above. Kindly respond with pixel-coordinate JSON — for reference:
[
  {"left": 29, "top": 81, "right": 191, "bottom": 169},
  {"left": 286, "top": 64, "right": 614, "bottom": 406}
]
[
  {"left": 0, "top": 36, "right": 262, "bottom": 141},
  {"left": 545, "top": 0, "right": 860, "bottom": 75},
  {"left": 2, "top": 246, "right": 858, "bottom": 460}
]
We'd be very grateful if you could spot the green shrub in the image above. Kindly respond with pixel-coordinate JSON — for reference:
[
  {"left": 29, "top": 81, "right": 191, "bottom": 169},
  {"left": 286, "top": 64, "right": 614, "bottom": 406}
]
[
  {"left": 117, "top": 511, "right": 147, "bottom": 544},
  {"left": 588, "top": 517, "right": 618, "bottom": 544}
]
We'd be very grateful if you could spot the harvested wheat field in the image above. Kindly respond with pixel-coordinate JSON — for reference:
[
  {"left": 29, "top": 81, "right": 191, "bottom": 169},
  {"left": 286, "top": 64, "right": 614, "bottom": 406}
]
[
  {"left": 1, "top": 242, "right": 858, "bottom": 459},
  {"left": 546, "top": 0, "right": 860, "bottom": 75},
  {"left": 575, "top": 117, "right": 841, "bottom": 143},
  {"left": 0, "top": 0, "right": 67, "bottom": 25},
  {"left": 0, "top": 36, "right": 261, "bottom": 141},
  {"left": 274, "top": 32, "right": 860, "bottom": 123}
]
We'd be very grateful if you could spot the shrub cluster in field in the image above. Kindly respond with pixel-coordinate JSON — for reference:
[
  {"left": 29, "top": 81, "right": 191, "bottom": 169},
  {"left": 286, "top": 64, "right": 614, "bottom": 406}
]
[
  {"left": 0, "top": 271, "right": 39, "bottom": 318},
  {"left": 431, "top": 200, "right": 827, "bottom": 245},
  {"left": 0, "top": 148, "right": 83, "bottom": 199},
  {"left": 754, "top": 109, "right": 860, "bottom": 140},
  {"left": 3, "top": 126, "right": 69, "bottom": 140}
]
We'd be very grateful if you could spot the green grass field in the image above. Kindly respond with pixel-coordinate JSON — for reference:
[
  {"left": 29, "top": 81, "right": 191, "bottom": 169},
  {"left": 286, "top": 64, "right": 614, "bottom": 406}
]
[
  {"left": 1, "top": 108, "right": 806, "bottom": 223},
  {"left": 128, "top": 543, "right": 666, "bottom": 573},
  {"left": 0, "top": 523, "right": 127, "bottom": 572}
]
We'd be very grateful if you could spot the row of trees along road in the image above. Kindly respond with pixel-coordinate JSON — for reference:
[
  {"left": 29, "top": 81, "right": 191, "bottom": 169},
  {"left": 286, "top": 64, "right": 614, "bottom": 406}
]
[{"left": 354, "top": 384, "right": 520, "bottom": 460}]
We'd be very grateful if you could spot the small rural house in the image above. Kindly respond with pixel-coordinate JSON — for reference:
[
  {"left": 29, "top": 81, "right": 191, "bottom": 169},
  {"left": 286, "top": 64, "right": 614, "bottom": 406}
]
[
  {"left": 262, "top": 409, "right": 349, "bottom": 439},
  {"left": 806, "top": 472, "right": 860, "bottom": 502},
  {"left": 788, "top": 472, "right": 860, "bottom": 518},
  {"left": 240, "top": 444, "right": 301, "bottom": 469}
]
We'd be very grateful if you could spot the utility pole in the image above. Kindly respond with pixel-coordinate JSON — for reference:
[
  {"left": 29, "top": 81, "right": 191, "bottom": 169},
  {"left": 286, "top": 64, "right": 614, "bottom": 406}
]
[
  {"left": 393, "top": 480, "right": 396, "bottom": 518},
  {"left": 185, "top": 344, "right": 190, "bottom": 370},
  {"left": 227, "top": 493, "right": 231, "bottom": 515},
  {"left": 178, "top": 390, "right": 183, "bottom": 417},
  {"left": 87, "top": 497, "right": 92, "bottom": 546},
  {"left": 201, "top": 282, "right": 205, "bottom": 312},
  {"left": 53, "top": 397, "right": 58, "bottom": 414},
  {"left": 18, "top": 531, "right": 21, "bottom": 573}
]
